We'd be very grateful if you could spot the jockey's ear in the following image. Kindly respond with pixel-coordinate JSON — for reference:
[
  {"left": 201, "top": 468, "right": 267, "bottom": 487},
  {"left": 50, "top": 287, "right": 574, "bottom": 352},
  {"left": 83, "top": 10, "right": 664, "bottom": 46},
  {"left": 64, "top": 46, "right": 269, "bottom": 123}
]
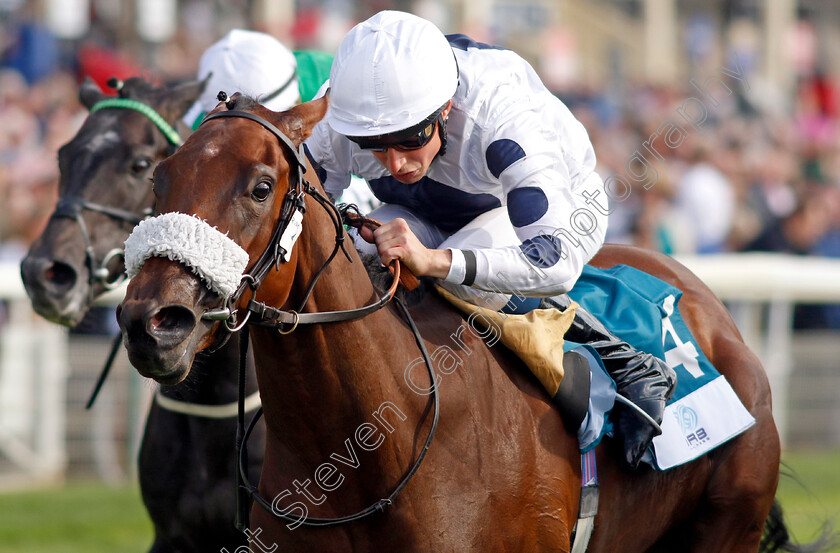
[
  {"left": 158, "top": 77, "right": 209, "bottom": 121},
  {"left": 78, "top": 77, "right": 106, "bottom": 111},
  {"left": 274, "top": 95, "right": 329, "bottom": 147}
]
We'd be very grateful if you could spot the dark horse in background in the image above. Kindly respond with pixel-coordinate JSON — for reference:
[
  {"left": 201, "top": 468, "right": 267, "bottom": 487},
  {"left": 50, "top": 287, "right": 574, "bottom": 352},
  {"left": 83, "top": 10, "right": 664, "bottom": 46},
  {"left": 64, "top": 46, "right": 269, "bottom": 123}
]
[
  {"left": 117, "top": 93, "right": 817, "bottom": 552},
  {"left": 19, "top": 77, "right": 263, "bottom": 552}
]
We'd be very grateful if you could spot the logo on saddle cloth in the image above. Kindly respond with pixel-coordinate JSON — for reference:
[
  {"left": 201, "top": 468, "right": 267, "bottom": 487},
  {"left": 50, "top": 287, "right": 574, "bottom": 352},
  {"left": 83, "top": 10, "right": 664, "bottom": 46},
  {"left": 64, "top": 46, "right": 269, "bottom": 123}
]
[{"left": 673, "top": 405, "right": 709, "bottom": 448}]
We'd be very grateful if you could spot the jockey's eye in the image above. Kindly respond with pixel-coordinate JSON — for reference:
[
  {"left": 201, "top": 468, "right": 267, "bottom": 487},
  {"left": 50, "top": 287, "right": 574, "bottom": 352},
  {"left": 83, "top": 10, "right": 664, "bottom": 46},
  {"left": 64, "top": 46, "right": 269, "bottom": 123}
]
[
  {"left": 252, "top": 181, "right": 272, "bottom": 202},
  {"left": 131, "top": 158, "right": 152, "bottom": 175}
]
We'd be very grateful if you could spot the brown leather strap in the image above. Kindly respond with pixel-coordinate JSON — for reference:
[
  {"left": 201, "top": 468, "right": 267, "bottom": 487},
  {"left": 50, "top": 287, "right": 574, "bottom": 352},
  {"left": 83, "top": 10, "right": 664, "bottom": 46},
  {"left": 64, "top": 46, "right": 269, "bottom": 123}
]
[{"left": 344, "top": 212, "right": 420, "bottom": 291}]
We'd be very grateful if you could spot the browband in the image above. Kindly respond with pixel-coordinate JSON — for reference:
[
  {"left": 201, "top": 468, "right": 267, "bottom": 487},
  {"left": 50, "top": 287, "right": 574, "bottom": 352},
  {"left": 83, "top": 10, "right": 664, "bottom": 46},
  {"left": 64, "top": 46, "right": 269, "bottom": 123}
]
[
  {"left": 200, "top": 110, "right": 307, "bottom": 170},
  {"left": 90, "top": 98, "right": 183, "bottom": 146}
]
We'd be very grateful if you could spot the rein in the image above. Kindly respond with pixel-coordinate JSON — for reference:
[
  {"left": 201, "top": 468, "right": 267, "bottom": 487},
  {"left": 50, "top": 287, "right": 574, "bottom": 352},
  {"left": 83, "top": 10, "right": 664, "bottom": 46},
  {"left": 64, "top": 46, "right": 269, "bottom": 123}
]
[{"left": 194, "top": 108, "right": 440, "bottom": 530}]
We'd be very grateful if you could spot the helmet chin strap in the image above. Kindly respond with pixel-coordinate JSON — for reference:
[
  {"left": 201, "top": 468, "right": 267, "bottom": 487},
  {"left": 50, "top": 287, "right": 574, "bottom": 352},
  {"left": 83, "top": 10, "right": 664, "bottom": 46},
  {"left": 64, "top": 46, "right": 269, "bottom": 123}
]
[
  {"left": 437, "top": 114, "right": 448, "bottom": 157},
  {"left": 436, "top": 108, "right": 450, "bottom": 158}
]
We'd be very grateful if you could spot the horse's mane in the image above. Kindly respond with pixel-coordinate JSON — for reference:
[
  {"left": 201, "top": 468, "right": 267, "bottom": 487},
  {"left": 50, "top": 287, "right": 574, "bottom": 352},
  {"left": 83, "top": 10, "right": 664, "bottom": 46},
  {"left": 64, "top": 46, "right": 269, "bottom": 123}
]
[
  {"left": 225, "top": 94, "right": 262, "bottom": 112},
  {"left": 335, "top": 202, "right": 432, "bottom": 306},
  {"left": 120, "top": 77, "right": 167, "bottom": 100},
  {"left": 359, "top": 253, "right": 433, "bottom": 307}
]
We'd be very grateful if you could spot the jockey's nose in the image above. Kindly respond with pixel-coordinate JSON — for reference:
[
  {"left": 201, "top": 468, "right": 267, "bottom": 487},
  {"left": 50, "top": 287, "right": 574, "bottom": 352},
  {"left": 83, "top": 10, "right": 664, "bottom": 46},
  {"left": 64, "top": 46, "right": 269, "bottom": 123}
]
[{"left": 383, "top": 148, "right": 408, "bottom": 175}]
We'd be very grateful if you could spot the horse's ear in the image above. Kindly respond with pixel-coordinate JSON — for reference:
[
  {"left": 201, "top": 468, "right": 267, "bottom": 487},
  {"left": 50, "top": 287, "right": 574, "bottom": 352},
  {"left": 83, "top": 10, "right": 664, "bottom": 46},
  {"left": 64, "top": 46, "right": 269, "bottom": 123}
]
[
  {"left": 276, "top": 95, "right": 330, "bottom": 146},
  {"left": 79, "top": 77, "right": 106, "bottom": 111},
  {"left": 297, "top": 95, "right": 329, "bottom": 129},
  {"left": 158, "top": 76, "right": 209, "bottom": 120}
]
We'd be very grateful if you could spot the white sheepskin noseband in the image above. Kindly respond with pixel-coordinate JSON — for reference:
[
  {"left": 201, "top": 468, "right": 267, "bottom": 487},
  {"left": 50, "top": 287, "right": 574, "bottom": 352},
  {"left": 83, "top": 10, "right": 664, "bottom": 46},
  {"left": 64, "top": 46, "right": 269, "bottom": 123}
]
[{"left": 124, "top": 212, "right": 250, "bottom": 299}]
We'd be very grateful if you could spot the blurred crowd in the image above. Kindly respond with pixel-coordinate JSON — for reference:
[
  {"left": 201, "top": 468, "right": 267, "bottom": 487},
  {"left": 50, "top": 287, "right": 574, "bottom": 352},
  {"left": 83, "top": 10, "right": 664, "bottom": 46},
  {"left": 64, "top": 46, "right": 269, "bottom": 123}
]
[
  {"left": 2, "top": 9, "right": 840, "bottom": 328},
  {"left": 0, "top": 8, "right": 206, "bottom": 263},
  {"left": 572, "top": 76, "right": 840, "bottom": 260},
  {"left": 565, "top": 72, "right": 840, "bottom": 327},
  {"left": 0, "top": 68, "right": 82, "bottom": 262}
]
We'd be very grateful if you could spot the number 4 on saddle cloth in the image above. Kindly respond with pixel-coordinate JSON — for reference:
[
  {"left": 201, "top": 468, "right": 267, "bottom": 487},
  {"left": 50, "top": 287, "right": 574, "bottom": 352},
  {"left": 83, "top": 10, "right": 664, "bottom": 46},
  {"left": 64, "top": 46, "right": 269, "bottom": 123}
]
[{"left": 437, "top": 264, "right": 755, "bottom": 471}]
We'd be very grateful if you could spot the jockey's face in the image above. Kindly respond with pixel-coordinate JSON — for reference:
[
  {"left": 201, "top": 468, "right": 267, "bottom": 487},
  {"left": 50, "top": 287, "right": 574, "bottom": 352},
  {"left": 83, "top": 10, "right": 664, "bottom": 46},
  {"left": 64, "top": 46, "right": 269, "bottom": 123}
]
[
  {"left": 371, "top": 126, "right": 442, "bottom": 184},
  {"left": 370, "top": 102, "right": 452, "bottom": 184}
]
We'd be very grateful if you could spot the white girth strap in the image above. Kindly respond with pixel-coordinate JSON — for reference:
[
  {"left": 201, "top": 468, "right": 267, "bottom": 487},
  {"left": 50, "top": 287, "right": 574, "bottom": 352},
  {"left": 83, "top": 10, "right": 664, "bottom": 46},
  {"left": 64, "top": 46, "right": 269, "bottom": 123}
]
[
  {"left": 154, "top": 390, "right": 262, "bottom": 419},
  {"left": 124, "top": 212, "right": 249, "bottom": 298}
]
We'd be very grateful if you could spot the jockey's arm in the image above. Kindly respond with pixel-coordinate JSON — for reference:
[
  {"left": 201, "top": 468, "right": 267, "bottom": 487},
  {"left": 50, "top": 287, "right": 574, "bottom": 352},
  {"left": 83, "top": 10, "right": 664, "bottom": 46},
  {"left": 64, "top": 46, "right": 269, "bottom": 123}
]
[
  {"left": 452, "top": 108, "right": 607, "bottom": 295},
  {"left": 303, "top": 125, "right": 353, "bottom": 203},
  {"left": 358, "top": 219, "right": 453, "bottom": 278},
  {"left": 445, "top": 128, "right": 606, "bottom": 296},
  {"left": 360, "top": 164, "right": 607, "bottom": 293}
]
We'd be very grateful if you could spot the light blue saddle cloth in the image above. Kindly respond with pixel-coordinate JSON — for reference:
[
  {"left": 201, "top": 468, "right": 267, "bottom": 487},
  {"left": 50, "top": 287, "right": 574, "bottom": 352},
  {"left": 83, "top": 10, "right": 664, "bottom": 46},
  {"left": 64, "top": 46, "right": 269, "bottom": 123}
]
[{"left": 568, "top": 264, "right": 755, "bottom": 470}]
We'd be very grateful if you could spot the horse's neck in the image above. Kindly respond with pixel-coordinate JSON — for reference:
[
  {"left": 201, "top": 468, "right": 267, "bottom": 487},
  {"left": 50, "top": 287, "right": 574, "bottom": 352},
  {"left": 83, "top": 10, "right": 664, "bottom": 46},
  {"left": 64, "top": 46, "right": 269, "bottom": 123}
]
[{"left": 250, "top": 208, "right": 425, "bottom": 468}]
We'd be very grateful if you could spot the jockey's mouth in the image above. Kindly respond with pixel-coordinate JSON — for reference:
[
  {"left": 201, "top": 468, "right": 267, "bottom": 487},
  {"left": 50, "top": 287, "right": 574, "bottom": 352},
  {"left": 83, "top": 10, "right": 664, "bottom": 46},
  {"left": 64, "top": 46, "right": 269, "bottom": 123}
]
[{"left": 394, "top": 168, "right": 422, "bottom": 183}]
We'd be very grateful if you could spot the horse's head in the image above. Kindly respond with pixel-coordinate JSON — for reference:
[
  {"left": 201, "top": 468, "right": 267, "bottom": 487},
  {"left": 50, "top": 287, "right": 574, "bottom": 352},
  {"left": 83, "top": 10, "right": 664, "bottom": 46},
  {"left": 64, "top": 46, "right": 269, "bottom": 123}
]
[
  {"left": 20, "top": 76, "right": 205, "bottom": 326},
  {"left": 117, "top": 93, "right": 329, "bottom": 384}
]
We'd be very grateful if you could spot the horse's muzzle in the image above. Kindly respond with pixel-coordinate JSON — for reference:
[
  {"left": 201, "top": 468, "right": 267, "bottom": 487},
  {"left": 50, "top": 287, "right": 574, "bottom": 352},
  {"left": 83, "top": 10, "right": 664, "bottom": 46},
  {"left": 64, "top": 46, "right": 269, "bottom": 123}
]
[{"left": 118, "top": 299, "right": 200, "bottom": 382}]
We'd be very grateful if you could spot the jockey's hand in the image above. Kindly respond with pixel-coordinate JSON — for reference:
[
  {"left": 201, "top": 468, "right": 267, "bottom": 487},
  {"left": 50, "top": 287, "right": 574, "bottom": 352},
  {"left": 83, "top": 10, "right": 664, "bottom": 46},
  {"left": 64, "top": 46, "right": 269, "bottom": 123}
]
[{"left": 358, "top": 218, "right": 452, "bottom": 279}]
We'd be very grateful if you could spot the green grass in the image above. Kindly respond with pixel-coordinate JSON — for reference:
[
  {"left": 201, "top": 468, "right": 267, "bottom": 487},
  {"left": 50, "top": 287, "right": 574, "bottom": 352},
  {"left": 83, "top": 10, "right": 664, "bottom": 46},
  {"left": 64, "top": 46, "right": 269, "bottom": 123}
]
[
  {"left": 778, "top": 450, "right": 840, "bottom": 551},
  {"left": 0, "top": 450, "right": 837, "bottom": 552},
  {"left": 0, "top": 482, "right": 153, "bottom": 553}
]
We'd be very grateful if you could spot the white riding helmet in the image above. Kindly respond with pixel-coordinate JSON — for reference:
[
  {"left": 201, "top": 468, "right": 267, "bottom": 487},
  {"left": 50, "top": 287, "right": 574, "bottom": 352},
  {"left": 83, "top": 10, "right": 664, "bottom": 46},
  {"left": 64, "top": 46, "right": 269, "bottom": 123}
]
[
  {"left": 327, "top": 11, "right": 458, "bottom": 138},
  {"left": 183, "top": 29, "right": 299, "bottom": 128}
]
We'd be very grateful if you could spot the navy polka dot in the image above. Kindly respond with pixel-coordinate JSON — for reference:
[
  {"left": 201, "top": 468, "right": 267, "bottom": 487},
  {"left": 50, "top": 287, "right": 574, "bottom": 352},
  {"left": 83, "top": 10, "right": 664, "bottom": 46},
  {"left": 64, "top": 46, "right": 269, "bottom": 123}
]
[
  {"left": 507, "top": 187, "right": 548, "bottom": 227},
  {"left": 519, "top": 234, "right": 563, "bottom": 268},
  {"left": 486, "top": 139, "right": 525, "bottom": 179}
]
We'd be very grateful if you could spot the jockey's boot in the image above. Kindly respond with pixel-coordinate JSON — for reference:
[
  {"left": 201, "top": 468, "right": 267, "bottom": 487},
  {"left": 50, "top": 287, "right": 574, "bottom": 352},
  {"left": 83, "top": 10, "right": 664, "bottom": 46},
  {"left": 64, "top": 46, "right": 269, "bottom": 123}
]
[{"left": 540, "top": 296, "right": 677, "bottom": 470}]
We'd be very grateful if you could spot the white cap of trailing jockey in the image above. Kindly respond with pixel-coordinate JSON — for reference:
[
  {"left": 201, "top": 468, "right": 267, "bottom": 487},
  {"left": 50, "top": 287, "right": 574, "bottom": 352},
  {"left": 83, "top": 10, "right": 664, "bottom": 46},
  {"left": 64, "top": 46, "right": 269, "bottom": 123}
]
[
  {"left": 182, "top": 29, "right": 298, "bottom": 127},
  {"left": 327, "top": 11, "right": 458, "bottom": 137}
]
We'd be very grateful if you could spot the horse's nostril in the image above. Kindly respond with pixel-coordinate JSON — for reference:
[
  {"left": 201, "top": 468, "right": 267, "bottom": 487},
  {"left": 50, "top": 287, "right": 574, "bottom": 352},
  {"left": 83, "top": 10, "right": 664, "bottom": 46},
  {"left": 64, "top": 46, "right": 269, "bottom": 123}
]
[
  {"left": 150, "top": 306, "right": 196, "bottom": 334},
  {"left": 44, "top": 261, "right": 77, "bottom": 290}
]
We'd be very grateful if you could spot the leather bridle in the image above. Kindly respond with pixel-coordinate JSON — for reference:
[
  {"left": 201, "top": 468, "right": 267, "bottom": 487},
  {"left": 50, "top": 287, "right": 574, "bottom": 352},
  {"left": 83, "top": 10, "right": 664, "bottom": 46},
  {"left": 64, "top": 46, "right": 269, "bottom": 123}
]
[
  {"left": 49, "top": 195, "right": 152, "bottom": 297},
  {"left": 194, "top": 108, "right": 440, "bottom": 530}
]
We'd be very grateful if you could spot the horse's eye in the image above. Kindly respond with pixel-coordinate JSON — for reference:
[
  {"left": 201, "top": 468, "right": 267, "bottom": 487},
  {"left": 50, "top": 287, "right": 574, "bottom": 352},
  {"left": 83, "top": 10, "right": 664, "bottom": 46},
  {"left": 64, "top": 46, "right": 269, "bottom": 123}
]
[
  {"left": 252, "top": 181, "right": 272, "bottom": 202},
  {"left": 131, "top": 158, "right": 152, "bottom": 175}
]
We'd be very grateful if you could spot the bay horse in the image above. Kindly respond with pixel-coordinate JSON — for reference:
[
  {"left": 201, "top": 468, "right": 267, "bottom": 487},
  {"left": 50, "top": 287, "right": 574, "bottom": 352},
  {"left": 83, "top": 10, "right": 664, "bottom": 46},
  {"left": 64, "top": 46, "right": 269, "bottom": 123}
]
[
  {"left": 118, "top": 93, "right": 807, "bottom": 552},
  {"left": 19, "top": 77, "right": 263, "bottom": 553}
]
